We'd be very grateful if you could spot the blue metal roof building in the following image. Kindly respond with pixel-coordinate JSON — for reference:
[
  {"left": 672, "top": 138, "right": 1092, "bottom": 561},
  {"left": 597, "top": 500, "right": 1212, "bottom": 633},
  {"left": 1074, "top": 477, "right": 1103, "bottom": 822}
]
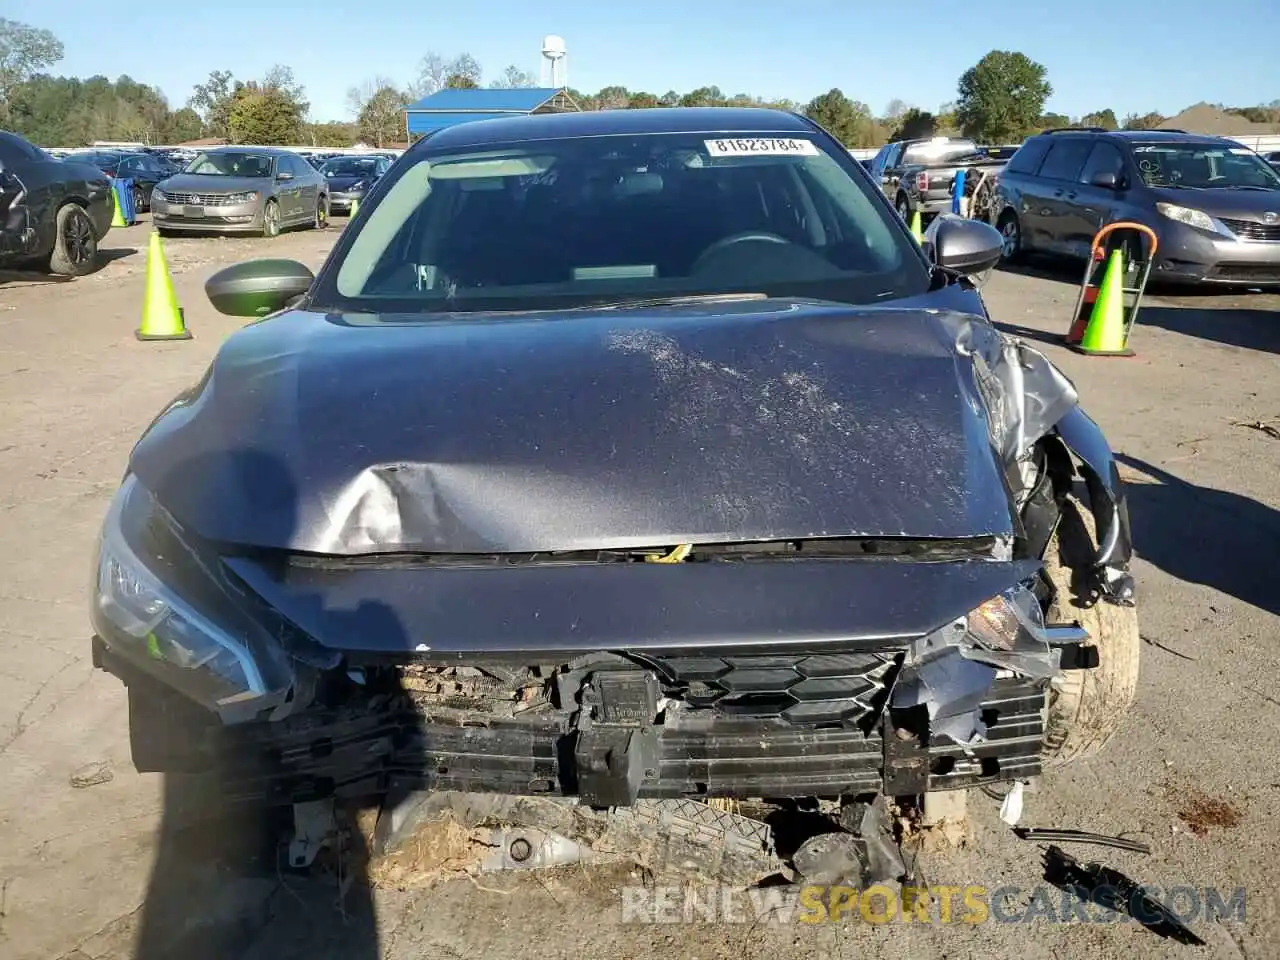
[{"left": 404, "top": 88, "right": 580, "bottom": 139}]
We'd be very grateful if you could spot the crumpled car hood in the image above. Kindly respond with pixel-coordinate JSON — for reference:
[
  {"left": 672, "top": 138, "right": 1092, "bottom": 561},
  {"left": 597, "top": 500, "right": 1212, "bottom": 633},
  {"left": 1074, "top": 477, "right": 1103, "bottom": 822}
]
[{"left": 129, "top": 298, "right": 1076, "bottom": 555}]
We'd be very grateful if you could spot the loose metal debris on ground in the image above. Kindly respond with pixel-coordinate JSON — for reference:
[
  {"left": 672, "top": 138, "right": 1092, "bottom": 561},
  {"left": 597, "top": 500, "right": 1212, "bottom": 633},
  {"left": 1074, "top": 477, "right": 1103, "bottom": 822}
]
[{"left": 267, "top": 783, "right": 1207, "bottom": 946}]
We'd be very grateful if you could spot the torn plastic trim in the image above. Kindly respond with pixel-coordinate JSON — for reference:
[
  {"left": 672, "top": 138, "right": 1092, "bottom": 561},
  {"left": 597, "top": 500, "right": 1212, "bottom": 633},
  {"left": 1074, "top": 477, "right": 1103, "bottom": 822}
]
[
  {"left": 891, "top": 582, "right": 1061, "bottom": 747},
  {"left": 1054, "top": 405, "right": 1136, "bottom": 606}
]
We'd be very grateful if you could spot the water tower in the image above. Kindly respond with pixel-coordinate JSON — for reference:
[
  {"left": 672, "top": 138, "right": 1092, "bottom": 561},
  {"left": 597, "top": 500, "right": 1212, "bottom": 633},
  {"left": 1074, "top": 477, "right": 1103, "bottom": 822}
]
[{"left": 541, "top": 35, "right": 567, "bottom": 88}]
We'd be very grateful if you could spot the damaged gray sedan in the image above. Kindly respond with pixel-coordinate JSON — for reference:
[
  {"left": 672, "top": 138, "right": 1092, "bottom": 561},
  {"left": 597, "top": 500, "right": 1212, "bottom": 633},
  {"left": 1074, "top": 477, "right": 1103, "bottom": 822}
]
[{"left": 90, "top": 108, "right": 1139, "bottom": 825}]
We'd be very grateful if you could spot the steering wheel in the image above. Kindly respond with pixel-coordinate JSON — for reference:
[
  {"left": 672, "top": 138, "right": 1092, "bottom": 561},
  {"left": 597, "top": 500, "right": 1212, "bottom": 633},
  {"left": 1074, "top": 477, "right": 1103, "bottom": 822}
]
[{"left": 691, "top": 231, "right": 792, "bottom": 271}]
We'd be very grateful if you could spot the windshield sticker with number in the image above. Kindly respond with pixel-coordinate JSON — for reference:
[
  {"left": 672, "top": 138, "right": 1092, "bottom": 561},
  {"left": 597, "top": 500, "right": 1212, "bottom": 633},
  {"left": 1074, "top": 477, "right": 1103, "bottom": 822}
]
[{"left": 704, "top": 138, "right": 820, "bottom": 158}]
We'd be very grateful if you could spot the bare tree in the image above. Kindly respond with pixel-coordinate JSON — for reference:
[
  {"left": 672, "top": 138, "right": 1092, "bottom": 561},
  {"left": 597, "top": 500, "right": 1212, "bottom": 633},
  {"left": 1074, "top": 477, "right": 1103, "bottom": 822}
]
[
  {"left": 883, "top": 98, "right": 910, "bottom": 121},
  {"left": 410, "top": 51, "right": 483, "bottom": 98},
  {"left": 262, "top": 63, "right": 309, "bottom": 118},
  {"left": 492, "top": 64, "right": 536, "bottom": 89},
  {"left": 347, "top": 75, "right": 398, "bottom": 117}
]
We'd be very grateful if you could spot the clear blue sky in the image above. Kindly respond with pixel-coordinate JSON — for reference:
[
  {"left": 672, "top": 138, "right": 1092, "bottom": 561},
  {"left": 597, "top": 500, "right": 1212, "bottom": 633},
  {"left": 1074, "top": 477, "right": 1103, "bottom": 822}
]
[{"left": 7, "top": 0, "right": 1278, "bottom": 123}]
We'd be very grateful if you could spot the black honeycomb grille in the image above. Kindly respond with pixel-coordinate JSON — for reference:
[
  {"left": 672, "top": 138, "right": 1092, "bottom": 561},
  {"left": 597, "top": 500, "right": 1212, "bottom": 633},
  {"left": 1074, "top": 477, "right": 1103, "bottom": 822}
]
[{"left": 650, "top": 651, "right": 897, "bottom": 726}]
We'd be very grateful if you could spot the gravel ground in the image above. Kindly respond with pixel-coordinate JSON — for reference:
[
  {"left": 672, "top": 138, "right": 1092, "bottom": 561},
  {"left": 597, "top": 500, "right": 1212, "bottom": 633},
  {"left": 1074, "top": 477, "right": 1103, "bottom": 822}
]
[{"left": 1, "top": 220, "right": 1278, "bottom": 960}]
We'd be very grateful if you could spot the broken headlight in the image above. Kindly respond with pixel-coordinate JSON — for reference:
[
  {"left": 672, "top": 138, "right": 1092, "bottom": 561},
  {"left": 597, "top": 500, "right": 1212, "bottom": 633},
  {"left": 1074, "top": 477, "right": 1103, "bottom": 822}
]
[
  {"left": 93, "top": 474, "right": 278, "bottom": 715},
  {"left": 893, "top": 583, "right": 1060, "bottom": 746}
]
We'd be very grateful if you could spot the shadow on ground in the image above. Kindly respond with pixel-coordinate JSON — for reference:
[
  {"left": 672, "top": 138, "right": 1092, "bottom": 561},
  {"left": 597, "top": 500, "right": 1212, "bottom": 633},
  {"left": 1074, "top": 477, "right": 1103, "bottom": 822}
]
[
  {"left": 994, "top": 258, "right": 1080, "bottom": 286},
  {"left": 1118, "top": 454, "right": 1280, "bottom": 615},
  {"left": 1137, "top": 306, "right": 1280, "bottom": 354},
  {"left": 117, "top": 448, "right": 426, "bottom": 959},
  {"left": 0, "top": 269, "right": 76, "bottom": 287},
  {"left": 100, "top": 247, "right": 138, "bottom": 266},
  {"left": 0, "top": 248, "right": 137, "bottom": 286}
]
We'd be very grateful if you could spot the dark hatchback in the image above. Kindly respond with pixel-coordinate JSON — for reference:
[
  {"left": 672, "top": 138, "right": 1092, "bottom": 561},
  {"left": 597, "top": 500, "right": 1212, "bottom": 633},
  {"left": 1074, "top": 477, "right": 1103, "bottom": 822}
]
[
  {"left": 995, "top": 128, "right": 1280, "bottom": 286},
  {"left": 91, "top": 109, "right": 1140, "bottom": 827}
]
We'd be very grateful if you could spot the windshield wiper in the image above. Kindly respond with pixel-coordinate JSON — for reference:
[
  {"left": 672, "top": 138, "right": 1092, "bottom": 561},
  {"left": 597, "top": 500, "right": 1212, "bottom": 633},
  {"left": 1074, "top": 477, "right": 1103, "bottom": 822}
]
[
  {"left": 574, "top": 293, "right": 770, "bottom": 311},
  {"left": 1224, "top": 184, "right": 1278, "bottom": 191}
]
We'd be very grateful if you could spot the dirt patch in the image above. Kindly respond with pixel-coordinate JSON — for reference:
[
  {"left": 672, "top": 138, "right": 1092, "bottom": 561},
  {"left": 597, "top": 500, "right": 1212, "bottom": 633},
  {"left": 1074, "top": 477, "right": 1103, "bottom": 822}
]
[
  {"left": 367, "top": 815, "right": 495, "bottom": 890},
  {"left": 1166, "top": 783, "right": 1244, "bottom": 836}
]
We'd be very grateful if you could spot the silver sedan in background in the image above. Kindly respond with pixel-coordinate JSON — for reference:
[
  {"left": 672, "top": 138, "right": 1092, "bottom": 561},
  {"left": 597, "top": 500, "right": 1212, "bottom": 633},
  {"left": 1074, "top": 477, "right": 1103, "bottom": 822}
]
[{"left": 151, "top": 147, "right": 329, "bottom": 237}]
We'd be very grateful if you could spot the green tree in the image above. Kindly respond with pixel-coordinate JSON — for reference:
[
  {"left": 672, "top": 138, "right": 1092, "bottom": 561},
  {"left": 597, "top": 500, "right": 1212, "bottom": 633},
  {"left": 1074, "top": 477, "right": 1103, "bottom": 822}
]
[
  {"left": 306, "top": 120, "right": 358, "bottom": 147},
  {"left": 445, "top": 74, "right": 478, "bottom": 89},
  {"left": 7, "top": 72, "right": 195, "bottom": 146},
  {"left": 353, "top": 83, "right": 408, "bottom": 147},
  {"left": 803, "top": 89, "right": 876, "bottom": 147},
  {"left": 0, "top": 18, "right": 63, "bottom": 122},
  {"left": 935, "top": 101, "right": 960, "bottom": 134},
  {"left": 955, "top": 50, "right": 1052, "bottom": 143},
  {"left": 595, "top": 85, "right": 630, "bottom": 109},
  {"left": 679, "top": 86, "right": 724, "bottom": 107},
  {"left": 228, "top": 85, "right": 305, "bottom": 144},
  {"left": 1038, "top": 112, "right": 1070, "bottom": 130},
  {"left": 627, "top": 92, "right": 662, "bottom": 109},
  {"left": 1121, "top": 111, "right": 1165, "bottom": 130},
  {"left": 1081, "top": 108, "right": 1118, "bottom": 130},
  {"left": 189, "top": 69, "right": 235, "bottom": 139},
  {"left": 891, "top": 107, "right": 936, "bottom": 141},
  {"left": 166, "top": 107, "right": 202, "bottom": 142}
]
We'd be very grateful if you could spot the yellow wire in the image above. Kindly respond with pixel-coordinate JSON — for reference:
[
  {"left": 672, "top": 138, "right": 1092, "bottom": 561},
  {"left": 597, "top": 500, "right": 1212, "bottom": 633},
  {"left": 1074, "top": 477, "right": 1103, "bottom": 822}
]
[{"left": 644, "top": 543, "right": 693, "bottom": 564}]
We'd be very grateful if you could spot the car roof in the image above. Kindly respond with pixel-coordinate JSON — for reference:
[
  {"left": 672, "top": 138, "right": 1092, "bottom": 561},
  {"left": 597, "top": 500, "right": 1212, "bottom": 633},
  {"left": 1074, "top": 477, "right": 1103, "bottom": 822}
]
[
  {"left": 204, "top": 146, "right": 292, "bottom": 155},
  {"left": 420, "top": 107, "right": 816, "bottom": 151},
  {"left": 1105, "top": 130, "right": 1242, "bottom": 146},
  {"left": 1031, "top": 129, "right": 1242, "bottom": 148}
]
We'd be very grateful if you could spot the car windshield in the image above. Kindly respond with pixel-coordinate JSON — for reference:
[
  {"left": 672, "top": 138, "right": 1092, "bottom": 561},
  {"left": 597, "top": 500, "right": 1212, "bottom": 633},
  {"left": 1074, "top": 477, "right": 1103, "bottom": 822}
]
[
  {"left": 321, "top": 157, "right": 380, "bottom": 177},
  {"left": 1132, "top": 143, "right": 1280, "bottom": 190},
  {"left": 186, "top": 152, "right": 274, "bottom": 178},
  {"left": 319, "top": 131, "right": 924, "bottom": 316}
]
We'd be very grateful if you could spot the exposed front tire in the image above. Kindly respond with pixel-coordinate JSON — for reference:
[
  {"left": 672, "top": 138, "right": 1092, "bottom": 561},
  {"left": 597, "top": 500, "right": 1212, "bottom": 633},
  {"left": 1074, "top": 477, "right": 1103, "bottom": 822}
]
[
  {"left": 997, "top": 211, "right": 1024, "bottom": 263},
  {"left": 896, "top": 194, "right": 912, "bottom": 221},
  {"left": 48, "top": 203, "right": 99, "bottom": 276},
  {"left": 1041, "top": 494, "right": 1140, "bottom": 765},
  {"left": 261, "top": 199, "right": 281, "bottom": 238}
]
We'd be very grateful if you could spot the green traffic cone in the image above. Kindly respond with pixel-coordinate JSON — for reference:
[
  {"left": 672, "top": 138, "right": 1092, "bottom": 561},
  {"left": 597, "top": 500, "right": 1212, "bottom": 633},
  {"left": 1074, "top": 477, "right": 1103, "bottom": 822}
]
[
  {"left": 136, "top": 232, "right": 191, "bottom": 341},
  {"left": 1076, "top": 249, "right": 1133, "bottom": 357}
]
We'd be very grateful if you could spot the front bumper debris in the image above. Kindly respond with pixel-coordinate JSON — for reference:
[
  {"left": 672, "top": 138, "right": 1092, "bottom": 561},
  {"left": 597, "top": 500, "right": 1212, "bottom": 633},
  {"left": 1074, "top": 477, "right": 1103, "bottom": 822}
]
[{"left": 97, "top": 637, "right": 1048, "bottom": 808}]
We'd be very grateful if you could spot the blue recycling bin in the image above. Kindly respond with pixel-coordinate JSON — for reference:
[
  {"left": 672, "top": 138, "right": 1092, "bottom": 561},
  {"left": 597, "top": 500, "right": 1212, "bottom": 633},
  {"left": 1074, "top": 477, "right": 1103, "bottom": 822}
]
[
  {"left": 951, "top": 168, "right": 966, "bottom": 215},
  {"left": 112, "top": 177, "right": 138, "bottom": 225}
]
